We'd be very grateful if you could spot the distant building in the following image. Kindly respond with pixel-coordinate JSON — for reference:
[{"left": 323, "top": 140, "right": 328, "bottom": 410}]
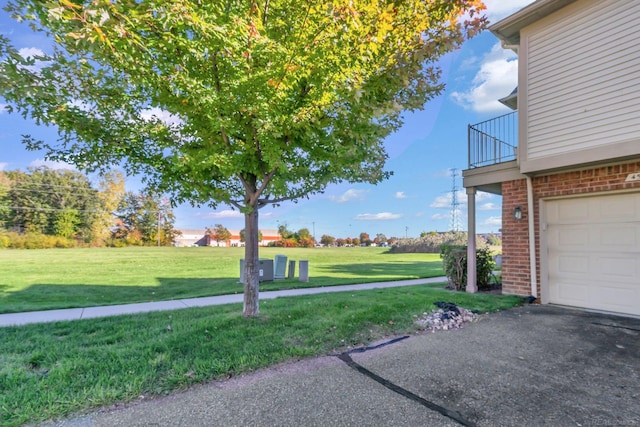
[
  {"left": 174, "top": 228, "right": 281, "bottom": 247},
  {"left": 174, "top": 229, "right": 210, "bottom": 247}
]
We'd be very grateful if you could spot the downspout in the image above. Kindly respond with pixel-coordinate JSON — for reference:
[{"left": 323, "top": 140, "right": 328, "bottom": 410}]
[{"left": 526, "top": 176, "right": 537, "bottom": 298}]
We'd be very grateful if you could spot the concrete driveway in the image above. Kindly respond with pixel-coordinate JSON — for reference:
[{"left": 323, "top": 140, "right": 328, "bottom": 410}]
[{"left": 48, "top": 305, "right": 640, "bottom": 427}]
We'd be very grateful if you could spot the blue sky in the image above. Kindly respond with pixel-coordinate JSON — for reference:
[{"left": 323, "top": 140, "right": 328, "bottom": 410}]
[{"left": 0, "top": 1, "right": 534, "bottom": 239}]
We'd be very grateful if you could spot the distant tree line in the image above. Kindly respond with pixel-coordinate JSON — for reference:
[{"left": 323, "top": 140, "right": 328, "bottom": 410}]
[
  {"left": 388, "top": 231, "right": 501, "bottom": 254},
  {"left": 0, "top": 167, "right": 179, "bottom": 248},
  {"left": 268, "top": 225, "right": 397, "bottom": 248}
]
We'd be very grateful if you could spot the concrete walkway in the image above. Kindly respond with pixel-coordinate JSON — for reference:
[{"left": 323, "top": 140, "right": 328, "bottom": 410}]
[{"left": 0, "top": 277, "right": 447, "bottom": 327}]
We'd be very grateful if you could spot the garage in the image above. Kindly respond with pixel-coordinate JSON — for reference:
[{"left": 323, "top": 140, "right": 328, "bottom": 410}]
[{"left": 544, "top": 191, "right": 640, "bottom": 316}]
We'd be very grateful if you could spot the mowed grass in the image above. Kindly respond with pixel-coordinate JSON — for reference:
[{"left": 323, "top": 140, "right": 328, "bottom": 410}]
[
  {"left": 0, "top": 284, "right": 524, "bottom": 426},
  {"left": 0, "top": 247, "right": 444, "bottom": 313}
]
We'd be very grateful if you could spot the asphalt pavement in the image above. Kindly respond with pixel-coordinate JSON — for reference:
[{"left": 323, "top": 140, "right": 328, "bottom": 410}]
[{"left": 39, "top": 305, "right": 640, "bottom": 427}]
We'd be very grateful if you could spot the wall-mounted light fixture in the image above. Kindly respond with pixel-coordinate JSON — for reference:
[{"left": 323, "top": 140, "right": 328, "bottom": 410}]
[{"left": 513, "top": 206, "right": 523, "bottom": 220}]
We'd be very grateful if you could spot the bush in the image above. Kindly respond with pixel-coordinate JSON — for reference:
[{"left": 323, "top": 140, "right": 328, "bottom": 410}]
[
  {"left": 475, "top": 246, "right": 496, "bottom": 290},
  {"left": 0, "top": 232, "right": 9, "bottom": 248},
  {"left": 440, "top": 244, "right": 467, "bottom": 290},
  {"left": 440, "top": 245, "right": 496, "bottom": 291},
  {"left": 389, "top": 232, "right": 486, "bottom": 254},
  {"left": 0, "top": 231, "right": 78, "bottom": 249}
]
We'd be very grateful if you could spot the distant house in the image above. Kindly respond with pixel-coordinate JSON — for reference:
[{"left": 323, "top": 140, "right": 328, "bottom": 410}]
[
  {"left": 463, "top": 0, "right": 640, "bottom": 317},
  {"left": 174, "top": 228, "right": 281, "bottom": 247}
]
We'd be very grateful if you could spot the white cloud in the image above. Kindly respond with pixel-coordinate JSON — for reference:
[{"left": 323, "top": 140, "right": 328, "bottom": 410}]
[
  {"left": 329, "top": 189, "right": 366, "bottom": 203},
  {"left": 355, "top": 212, "right": 402, "bottom": 221},
  {"left": 481, "top": 216, "right": 502, "bottom": 227},
  {"left": 484, "top": 0, "right": 536, "bottom": 23},
  {"left": 430, "top": 190, "right": 469, "bottom": 209},
  {"left": 18, "top": 47, "right": 45, "bottom": 59},
  {"left": 140, "top": 107, "right": 182, "bottom": 127},
  {"left": 30, "top": 159, "right": 76, "bottom": 170},
  {"left": 479, "top": 202, "right": 500, "bottom": 211},
  {"left": 433, "top": 169, "right": 454, "bottom": 178},
  {"left": 17, "top": 47, "right": 50, "bottom": 73},
  {"left": 0, "top": 162, "right": 7, "bottom": 171},
  {"left": 430, "top": 191, "right": 494, "bottom": 209},
  {"left": 450, "top": 42, "right": 518, "bottom": 113},
  {"left": 430, "top": 194, "right": 453, "bottom": 209},
  {"left": 200, "top": 209, "right": 243, "bottom": 219},
  {"left": 476, "top": 191, "right": 494, "bottom": 202},
  {"left": 431, "top": 213, "right": 450, "bottom": 220},
  {"left": 395, "top": 191, "right": 407, "bottom": 199},
  {"left": 0, "top": 104, "right": 6, "bottom": 114}
]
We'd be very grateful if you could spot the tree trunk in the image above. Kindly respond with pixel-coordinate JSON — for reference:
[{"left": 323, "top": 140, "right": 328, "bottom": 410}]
[{"left": 243, "top": 209, "right": 260, "bottom": 317}]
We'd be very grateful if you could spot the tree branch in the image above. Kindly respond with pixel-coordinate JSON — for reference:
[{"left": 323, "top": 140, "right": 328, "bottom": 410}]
[
  {"left": 212, "top": 52, "right": 232, "bottom": 148},
  {"left": 263, "top": 0, "right": 270, "bottom": 27}
]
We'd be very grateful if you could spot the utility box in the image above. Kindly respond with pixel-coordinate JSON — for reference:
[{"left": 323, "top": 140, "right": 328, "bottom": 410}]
[
  {"left": 288, "top": 260, "right": 296, "bottom": 279},
  {"left": 299, "top": 260, "right": 309, "bottom": 282},
  {"left": 274, "top": 254, "right": 288, "bottom": 280},
  {"left": 239, "top": 258, "right": 274, "bottom": 283},
  {"left": 239, "top": 258, "right": 245, "bottom": 284},
  {"left": 259, "top": 258, "right": 274, "bottom": 282}
]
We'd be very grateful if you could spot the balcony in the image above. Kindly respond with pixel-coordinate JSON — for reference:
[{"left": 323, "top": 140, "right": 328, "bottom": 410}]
[{"left": 468, "top": 111, "right": 517, "bottom": 168}]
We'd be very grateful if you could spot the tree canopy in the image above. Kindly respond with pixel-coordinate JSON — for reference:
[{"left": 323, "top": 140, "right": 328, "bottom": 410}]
[
  {"left": 207, "top": 223, "right": 232, "bottom": 245},
  {"left": 1, "top": 0, "right": 485, "bottom": 209},
  {"left": 0, "top": 167, "right": 178, "bottom": 247},
  {"left": 0, "top": 0, "right": 487, "bottom": 315}
]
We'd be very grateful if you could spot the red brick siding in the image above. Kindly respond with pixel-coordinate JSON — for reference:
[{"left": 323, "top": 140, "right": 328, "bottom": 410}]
[
  {"left": 501, "top": 160, "right": 640, "bottom": 297},
  {"left": 501, "top": 180, "right": 532, "bottom": 296}
]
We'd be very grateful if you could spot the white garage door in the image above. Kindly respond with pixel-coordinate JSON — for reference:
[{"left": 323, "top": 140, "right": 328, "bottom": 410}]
[{"left": 545, "top": 192, "right": 640, "bottom": 316}]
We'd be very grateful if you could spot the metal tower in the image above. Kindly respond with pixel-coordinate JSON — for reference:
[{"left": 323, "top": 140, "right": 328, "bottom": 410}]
[{"left": 449, "top": 168, "right": 461, "bottom": 232}]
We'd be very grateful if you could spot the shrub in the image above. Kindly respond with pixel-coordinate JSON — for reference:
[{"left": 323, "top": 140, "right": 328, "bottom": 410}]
[
  {"left": 440, "top": 244, "right": 467, "bottom": 290},
  {"left": 389, "top": 232, "right": 485, "bottom": 254},
  {"left": 440, "top": 245, "right": 496, "bottom": 291},
  {"left": 0, "top": 231, "right": 77, "bottom": 249},
  {"left": 0, "top": 232, "right": 9, "bottom": 248},
  {"left": 475, "top": 246, "right": 496, "bottom": 290}
]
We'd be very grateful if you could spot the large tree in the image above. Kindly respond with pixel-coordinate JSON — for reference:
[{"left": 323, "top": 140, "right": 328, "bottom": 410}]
[
  {"left": 0, "top": 0, "right": 486, "bottom": 316},
  {"left": 114, "top": 192, "right": 177, "bottom": 246},
  {"left": 207, "top": 223, "right": 232, "bottom": 246},
  {"left": 3, "top": 167, "right": 100, "bottom": 238},
  {"left": 91, "top": 170, "right": 125, "bottom": 244}
]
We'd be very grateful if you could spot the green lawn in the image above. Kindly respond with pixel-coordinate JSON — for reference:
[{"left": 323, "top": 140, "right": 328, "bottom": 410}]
[
  {"left": 0, "top": 246, "right": 444, "bottom": 313},
  {"left": 0, "top": 285, "right": 524, "bottom": 426}
]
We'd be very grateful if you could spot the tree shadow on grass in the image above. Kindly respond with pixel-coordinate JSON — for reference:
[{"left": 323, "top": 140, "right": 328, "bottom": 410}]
[
  {"left": 0, "top": 258, "right": 445, "bottom": 314},
  {"left": 317, "top": 260, "right": 443, "bottom": 278},
  {"left": 0, "top": 278, "right": 239, "bottom": 314}
]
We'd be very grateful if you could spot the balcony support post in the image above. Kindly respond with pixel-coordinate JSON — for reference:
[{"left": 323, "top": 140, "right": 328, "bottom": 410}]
[{"left": 466, "top": 186, "right": 477, "bottom": 293}]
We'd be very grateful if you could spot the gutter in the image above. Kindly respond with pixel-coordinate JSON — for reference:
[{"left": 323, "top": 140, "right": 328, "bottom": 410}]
[{"left": 526, "top": 176, "right": 537, "bottom": 298}]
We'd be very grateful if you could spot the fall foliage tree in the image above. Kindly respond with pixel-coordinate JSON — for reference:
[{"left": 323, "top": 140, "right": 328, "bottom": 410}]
[
  {"left": 113, "top": 192, "right": 177, "bottom": 246},
  {"left": 239, "top": 228, "right": 262, "bottom": 243},
  {"left": 207, "top": 223, "right": 232, "bottom": 246},
  {"left": 0, "top": 0, "right": 486, "bottom": 316},
  {"left": 359, "top": 232, "right": 371, "bottom": 246},
  {"left": 320, "top": 234, "right": 336, "bottom": 246},
  {"left": 91, "top": 171, "right": 125, "bottom": 244},
  {"left": 374, "top": 233, "right": 387, "bottom": 245}
]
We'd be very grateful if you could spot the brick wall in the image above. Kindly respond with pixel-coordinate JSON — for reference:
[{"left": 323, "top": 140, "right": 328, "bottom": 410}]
[
  {"left": 501, "top": 160, "right": 640, "bottom": 297},
  {"left": 501, "top": 180, "right": 532, "bottom": 296}
]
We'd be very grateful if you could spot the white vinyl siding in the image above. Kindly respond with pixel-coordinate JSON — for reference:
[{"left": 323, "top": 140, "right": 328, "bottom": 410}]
[
  {"left": 523, "top": 0, "right": 640, "bottom": 161},
  {"left": 544, "top": 192, "right": 640, "bottom": 316}
]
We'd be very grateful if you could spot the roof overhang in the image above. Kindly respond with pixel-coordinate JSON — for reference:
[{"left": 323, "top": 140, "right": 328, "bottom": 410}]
[
  {"left": 498, "top": 87, "right": 518, "bottom": 110},
  {"left": 489, "top": 0, "right": 577, "bottom": 48}
]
